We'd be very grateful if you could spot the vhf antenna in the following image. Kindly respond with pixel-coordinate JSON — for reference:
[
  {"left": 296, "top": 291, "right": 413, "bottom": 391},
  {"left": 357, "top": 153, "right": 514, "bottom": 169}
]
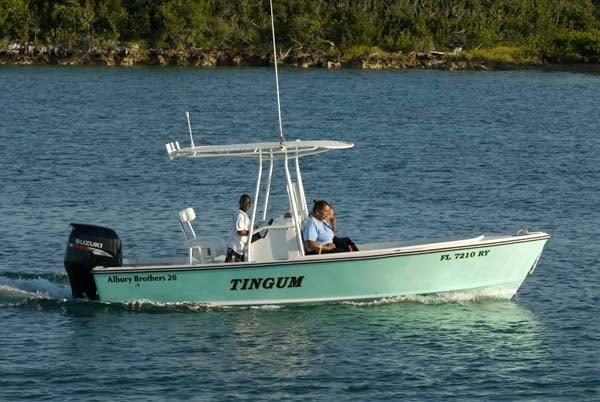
[{"left": 269, "top": 0, "right": 286, "bottom": 149}]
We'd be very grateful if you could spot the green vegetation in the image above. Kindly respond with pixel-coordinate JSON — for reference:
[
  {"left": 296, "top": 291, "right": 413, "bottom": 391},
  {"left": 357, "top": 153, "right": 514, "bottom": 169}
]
[{"left": 1, "top": 0, "right": 600, "bottom": 64}]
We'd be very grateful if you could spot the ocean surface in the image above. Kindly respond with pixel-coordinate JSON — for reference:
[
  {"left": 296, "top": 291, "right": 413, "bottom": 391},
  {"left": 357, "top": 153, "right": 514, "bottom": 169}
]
[{"left": 0, "top": 66, "right": 598, "bottom": 401}]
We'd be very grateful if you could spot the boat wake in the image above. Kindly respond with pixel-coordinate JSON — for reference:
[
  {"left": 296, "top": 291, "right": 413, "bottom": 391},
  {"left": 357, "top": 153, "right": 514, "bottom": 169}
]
[
  {"left": 0, "top": 271, "right": 72, "bottom": 307},
  {"left": 117, "top": 289, "right": 517, "bottom": 312},
  {"left": 341, "top": 289, "right": 516, "bottom": 307},
  {"left": 117, "top": 300, "right": 288, "bottom": 313}
]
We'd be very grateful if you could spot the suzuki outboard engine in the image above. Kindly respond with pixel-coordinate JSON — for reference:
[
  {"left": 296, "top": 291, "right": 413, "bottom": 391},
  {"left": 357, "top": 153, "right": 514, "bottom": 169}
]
[{"left": 64, "top": 224, "right": 122, "bottom": 300}]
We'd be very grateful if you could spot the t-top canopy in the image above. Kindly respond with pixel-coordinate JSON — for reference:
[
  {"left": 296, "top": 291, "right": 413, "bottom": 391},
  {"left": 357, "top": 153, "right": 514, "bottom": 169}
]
[{"left": 166, "top": 140, "right": 354, "bottom": 160}]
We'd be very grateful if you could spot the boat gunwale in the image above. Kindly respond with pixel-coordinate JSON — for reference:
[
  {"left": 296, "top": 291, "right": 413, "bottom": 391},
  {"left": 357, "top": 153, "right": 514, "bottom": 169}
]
[{"left": 92, "top": 232, "right": 550, "bottom": 275}]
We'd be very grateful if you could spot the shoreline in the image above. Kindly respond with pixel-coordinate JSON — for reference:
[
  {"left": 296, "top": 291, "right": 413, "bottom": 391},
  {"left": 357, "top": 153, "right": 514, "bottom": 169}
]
[{"left": 2, "top": 44, "right": 599, "bottom": 72}]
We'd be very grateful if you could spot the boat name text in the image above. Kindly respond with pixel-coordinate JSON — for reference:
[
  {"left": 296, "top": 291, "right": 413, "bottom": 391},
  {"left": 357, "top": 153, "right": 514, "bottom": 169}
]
[
  {"left": 440, "top": 249, "right": 490, "bottom": 261},
  {"left": 230, "top": 276, "right": 304, "bottom": 291}
]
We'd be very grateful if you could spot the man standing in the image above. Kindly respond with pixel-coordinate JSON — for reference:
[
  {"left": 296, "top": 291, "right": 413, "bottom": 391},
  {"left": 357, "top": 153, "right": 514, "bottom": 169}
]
[{"left": 225, "top": 194, "right": 251, "bottom": 262}]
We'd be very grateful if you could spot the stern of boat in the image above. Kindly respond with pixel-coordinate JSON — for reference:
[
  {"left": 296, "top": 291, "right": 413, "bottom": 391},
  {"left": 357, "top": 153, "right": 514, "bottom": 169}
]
[{"left": 64, "top": 223, "right": 122, "bottom": 299}]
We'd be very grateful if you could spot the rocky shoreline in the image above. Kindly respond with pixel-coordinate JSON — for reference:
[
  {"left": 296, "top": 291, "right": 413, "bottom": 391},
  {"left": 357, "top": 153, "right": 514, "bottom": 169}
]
[{"left": 0, "top": 43, "right": 596, "bottom": 71}]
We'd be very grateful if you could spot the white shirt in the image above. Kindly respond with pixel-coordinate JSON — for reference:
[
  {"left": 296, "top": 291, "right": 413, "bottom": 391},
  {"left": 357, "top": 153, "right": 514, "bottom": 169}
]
[{"left": 227, "top": 209, "right": 250, "bottom": 255}]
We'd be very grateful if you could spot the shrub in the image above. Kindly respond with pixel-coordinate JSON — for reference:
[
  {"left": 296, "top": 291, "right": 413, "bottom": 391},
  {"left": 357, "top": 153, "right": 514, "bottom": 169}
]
[{"left": 550, "top": 29, "right": 600, "bottom": 62}]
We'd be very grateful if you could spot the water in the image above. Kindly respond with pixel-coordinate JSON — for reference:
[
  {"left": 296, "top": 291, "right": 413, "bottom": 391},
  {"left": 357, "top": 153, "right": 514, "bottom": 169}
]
[{"left": 0, "top": 66, "right": 598, "bottom": 400}]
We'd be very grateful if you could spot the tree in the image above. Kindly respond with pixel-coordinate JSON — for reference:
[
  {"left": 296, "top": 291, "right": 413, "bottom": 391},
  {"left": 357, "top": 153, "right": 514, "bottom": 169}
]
[
  {"left": 158, "top": 0, "right": 210, "bottom": 48},
  {"left": 93, "top": 0, "right": 127, "bottom": 42},
  {"left": 51, "top": 0, "right": 87, "bottom": 46},
  {"left": 0, "top": 0, "right": 32, "bottom": 42}
]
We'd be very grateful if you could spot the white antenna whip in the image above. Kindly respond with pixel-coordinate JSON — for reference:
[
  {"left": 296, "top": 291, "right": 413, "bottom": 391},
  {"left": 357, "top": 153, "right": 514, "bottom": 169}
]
[
  {"left": 185, "top": 111, "right": 195, "bottom": 147},
  {"left": 269, "top": 0, "right": 286, "bottom": 148}
]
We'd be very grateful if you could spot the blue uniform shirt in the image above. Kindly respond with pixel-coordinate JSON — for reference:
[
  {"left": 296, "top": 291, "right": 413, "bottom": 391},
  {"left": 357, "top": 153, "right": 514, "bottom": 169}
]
[{"left": 302, "top": 216, "right": 334, "bottom": 245}]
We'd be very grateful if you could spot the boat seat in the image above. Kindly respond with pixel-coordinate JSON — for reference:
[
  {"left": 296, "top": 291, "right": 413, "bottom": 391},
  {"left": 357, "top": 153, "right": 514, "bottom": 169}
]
[
  {"left": 178, "top": 207, "right": 204, "bottom": 264},
  {"left": 179, "top": 208, "right": 227, "bottom": 264}
]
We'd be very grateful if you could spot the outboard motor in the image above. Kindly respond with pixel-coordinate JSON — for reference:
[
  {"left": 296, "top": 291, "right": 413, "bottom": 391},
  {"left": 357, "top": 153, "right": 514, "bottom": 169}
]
[{"left": 64, "top": 224, "right": 122, "bottom": 300}]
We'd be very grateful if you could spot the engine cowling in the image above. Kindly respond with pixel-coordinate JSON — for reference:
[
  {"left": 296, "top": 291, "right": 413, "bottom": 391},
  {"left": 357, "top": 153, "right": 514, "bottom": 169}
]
[{"left": 64, "top": 223, "right": 122, "bottom": 299}]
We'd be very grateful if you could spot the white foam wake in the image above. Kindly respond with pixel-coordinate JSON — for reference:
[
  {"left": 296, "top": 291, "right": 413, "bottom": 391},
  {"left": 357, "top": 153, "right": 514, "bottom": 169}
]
[
  {"left": 0, "top": 275, "right": 72, "bottom": 303},
  {"left": 341, "top": 288, "right": 516, "bottom": 306}
]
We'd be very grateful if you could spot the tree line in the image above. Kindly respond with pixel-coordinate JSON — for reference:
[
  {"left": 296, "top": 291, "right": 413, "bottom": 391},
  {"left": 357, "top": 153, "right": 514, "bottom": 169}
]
[{"left": 1, "top": 0, "right": 600, "bottom": 62}]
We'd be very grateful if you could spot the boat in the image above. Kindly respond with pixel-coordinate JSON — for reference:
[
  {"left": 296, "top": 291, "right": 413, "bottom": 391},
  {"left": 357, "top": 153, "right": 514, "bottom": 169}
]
[
  {"left": 63, "top": 137, "right": 549, "bottom": 305},
  {"left": 63, "top": 3, "right": 550, "bottom": 306}
]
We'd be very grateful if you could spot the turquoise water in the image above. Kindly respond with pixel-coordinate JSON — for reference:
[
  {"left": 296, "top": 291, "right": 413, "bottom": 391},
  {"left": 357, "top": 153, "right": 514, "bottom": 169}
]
[{"left": 0, "top": 66, "right": 598, "bottom": 400}]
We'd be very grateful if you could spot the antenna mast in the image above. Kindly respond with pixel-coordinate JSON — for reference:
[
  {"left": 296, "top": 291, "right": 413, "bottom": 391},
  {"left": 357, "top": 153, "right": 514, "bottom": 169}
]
[{"left": 269, "top": 0, "right": 286, "bottom": 148}]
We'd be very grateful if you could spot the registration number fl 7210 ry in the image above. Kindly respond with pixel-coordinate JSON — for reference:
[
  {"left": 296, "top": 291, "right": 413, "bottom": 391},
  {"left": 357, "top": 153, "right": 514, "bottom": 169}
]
[{"left": 440, "top": 249, "right": 490, "bottom": 261}]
